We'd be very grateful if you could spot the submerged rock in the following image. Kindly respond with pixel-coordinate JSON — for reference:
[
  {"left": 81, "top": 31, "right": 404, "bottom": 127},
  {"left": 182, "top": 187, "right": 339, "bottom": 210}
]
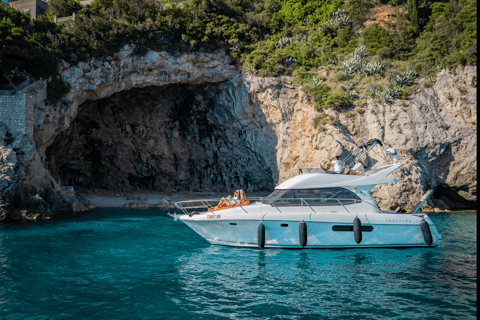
[{"left": 24, "top": 195, "right": 53, "bottom": 219}]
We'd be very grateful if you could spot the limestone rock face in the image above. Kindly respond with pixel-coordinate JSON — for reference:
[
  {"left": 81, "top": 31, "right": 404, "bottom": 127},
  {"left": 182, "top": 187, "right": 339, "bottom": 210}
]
[
  {"left": 1, "top": 45, "right": 476, "bottom": 220},
  {"left": 35, "top": 46, "right": 238, "bottom": 150},
  {"left": 1, "top": 47, "right": 244, "bottom": 221},
  {"left": 243, "top": 66, "right": 476, "bottom": 210}
]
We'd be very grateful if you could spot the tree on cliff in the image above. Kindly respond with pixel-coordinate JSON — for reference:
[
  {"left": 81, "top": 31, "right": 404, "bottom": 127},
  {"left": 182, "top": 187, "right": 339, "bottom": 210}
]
[
  {"left": 407, "top": 0, "right": 419, "bottom": 31},
  {"left": 0, "top": 5, "right": 42, "bottom": 60},
  {"left": 46, "top": 0, "right": 82, "bottom": 19}
]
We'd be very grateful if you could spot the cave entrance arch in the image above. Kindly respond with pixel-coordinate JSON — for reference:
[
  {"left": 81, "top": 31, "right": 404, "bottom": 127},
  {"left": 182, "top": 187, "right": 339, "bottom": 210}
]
[{"left": 46, "top": 82, "right": 275, "bottom": 193}]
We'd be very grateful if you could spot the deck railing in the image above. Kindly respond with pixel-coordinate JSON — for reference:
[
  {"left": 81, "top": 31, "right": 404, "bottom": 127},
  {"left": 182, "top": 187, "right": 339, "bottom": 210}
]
[{"left": 174, "top": 197, "right": 379, "bottom": 215}]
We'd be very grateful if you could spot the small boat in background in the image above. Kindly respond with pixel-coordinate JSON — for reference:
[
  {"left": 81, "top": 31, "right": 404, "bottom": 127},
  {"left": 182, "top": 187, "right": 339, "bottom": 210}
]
[{"left": 173, "top": 139, "right": 441, "bottom": 249}]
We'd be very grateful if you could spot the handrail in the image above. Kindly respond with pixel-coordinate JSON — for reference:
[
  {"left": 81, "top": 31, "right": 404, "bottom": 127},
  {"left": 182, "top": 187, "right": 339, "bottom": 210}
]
[
  {"left": 200, "top": 200, "right": 212, "bottom": 209},
  {"left": 175, "top": 197, "right": 366, "bottom": 215},
  {"left": 232, "top": 199, "right": 249, "bottom": 214},
  {"left": 337, "top": 199, "right": 351, "bottom": 214},
  {"left": 302, "top": 198, "right": 316, "bottom": 213},
  {"left": 363, "top": 164, "right": 396, "bottom": 176},
  {"left": 267, "top": 198, "right": 282, "bottom": 213}
]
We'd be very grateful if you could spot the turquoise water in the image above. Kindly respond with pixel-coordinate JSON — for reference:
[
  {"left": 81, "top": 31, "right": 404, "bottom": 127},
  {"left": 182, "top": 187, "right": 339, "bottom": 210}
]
[{"left": 0, "top": 209, "right": 476, "bottom": 319}]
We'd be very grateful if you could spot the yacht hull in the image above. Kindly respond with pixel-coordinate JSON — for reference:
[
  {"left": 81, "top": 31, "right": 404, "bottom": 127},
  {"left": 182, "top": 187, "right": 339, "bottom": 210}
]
[{"left": 180, "top": 214, "right": 441, "bottom": 249}]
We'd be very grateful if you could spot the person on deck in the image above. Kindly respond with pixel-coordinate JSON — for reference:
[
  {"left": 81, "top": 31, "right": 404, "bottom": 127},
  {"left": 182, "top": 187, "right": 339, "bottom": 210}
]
[
  {"left": 352, "top": 160, "right": 365, "bottom": 174},
  {"left": 332, "top": 156, "right": 343, "bottom": 174}
]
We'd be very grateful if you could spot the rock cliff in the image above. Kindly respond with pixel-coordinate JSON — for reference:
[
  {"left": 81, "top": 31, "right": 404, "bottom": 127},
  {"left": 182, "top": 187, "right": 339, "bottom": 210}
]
[
  {"left": 245, "top": 66, "right": 476, "bottom": 210},
  {"left": 0, "top": 45, "right": 476, "bottom": 220}
]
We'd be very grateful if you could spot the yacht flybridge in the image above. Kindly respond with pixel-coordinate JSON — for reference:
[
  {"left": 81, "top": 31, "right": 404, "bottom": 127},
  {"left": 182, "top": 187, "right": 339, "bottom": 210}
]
[{"left": 172, "top": 139, "right": 441, "bottom": 249}]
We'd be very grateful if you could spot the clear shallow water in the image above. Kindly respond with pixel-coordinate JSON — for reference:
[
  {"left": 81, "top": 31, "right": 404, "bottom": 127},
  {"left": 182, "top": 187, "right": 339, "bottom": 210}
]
[{"left": 0, "top": 209, "right": 476, "bottom": 319}]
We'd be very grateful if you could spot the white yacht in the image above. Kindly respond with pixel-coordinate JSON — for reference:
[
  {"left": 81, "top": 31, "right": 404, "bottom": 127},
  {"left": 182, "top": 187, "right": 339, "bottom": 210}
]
[{"left": 172, "top": 139, "right": 441, "bottom": 249}]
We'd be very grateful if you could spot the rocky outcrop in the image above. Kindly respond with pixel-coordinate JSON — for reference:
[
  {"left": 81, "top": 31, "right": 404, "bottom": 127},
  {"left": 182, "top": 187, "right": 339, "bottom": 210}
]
[
  {"left": 34, "top": 46, "right": 239, "bottom": 151},
  {"left": 0, "top": 47, "right": 244, "bottom": 221},
  {"left": 0, "top": 133, "right": 93, "bottom": 222},
  {"left": 0, "top": 44, "right": 476, "bottom": 220},
  {"left": 244, "top": 65, "right": 476, "bottom": 210}
]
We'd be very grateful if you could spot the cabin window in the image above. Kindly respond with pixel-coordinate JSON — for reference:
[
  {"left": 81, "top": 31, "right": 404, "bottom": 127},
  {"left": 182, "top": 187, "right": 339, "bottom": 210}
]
[{"left": 264, "top": 188, "right": 361, "bottom": 206}]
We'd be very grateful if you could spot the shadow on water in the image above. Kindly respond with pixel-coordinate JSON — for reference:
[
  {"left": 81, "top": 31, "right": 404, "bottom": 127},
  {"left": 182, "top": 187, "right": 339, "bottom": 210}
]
[{"left": 0, "top": 209, "right": 476, "bottom": 319}]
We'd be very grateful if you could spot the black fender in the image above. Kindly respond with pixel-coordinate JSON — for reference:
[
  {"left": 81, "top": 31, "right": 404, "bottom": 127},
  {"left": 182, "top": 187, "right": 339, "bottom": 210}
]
[
  {"left": 258, "top": 222, "right": 265, "bottom": 248},
  {"left": 353, "top": 216, "right": 362, "bottom": 244},
  {"left": 299, "top": 220, "right": 307, "bottom": 247},
  {"left": 420, "top": 219, "right": 433, "bottom": 246}
]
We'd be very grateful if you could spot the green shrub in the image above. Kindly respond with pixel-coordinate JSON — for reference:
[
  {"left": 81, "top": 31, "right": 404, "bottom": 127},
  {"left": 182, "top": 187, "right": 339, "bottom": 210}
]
[
  {"left": 472, "top": 76, "right": 476, "bottom": 86},
  {"left": 457, "top": 88, "right": 467, "bottom": 94},
  {"left": 356, "top": 108, "right": 365, "bottom": 114},
  {"left": 323, "top": 92, "right": 352, "bottom": 110},
  {"left": 345, "top": 110, "right": 355, "bottom": 119},
  {"left": 0, "top": 0, "right": 476, "bottom": 100},
  {"left": 399, "top": 85, "right": 417, "bottom": 100},
  {"left": 317, "top": 124, "right": 327, "bottom": 132},
  {"left": 361, "top": 24, "right": 394, "bottom": 55},
  {"left": 447, "top": 95, "right": 454, "bottom": 101},
  {"left": 272, "top": 0, "right": 341, "bottom": 29},
  {"left": 413, "top": 0, "right": 476, "bottom": 74},
  {"left": 313, "top": 117, "right": 327, "bottom": 132},
  {"left": 293, "top": 68, "right": 319, "bottom": 85},
  {"left": 313, "top": 115, "right": 327, "bottom": 127},
  {"left": 424, "top": 75, "right": 436, "bottom": 88},
  {"left": 303, "top": 83, "right": 332, "bottom": 109},
  {"left": 47, "top": 78, "right": 71, "bottom": 103},
  {"left": 389, "top": 68, "right": 417, "bottom": 86},
  {"left": 46, "top": 0, "right": 82, "bottom": 20}
]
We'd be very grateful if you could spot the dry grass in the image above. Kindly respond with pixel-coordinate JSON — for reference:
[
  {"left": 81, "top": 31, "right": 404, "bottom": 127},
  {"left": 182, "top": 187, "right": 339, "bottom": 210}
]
[{"left": 363, "top": 4, "right": 405, "bottom": 29}]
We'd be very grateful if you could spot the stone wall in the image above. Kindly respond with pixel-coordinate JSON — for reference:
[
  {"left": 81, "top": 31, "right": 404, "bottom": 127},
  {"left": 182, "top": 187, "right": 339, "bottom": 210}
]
[
  {"left": 79, "top": 0, "right": 94, "bottom": 6},
  {"left": 0, "top": 80, "right": 46, "bottom": 136},
  {"left": 0, "top": 94, "right": 27, "bottom": 135},
  {"left": 8, "top": 0, "right": 48, "bottom": 19}
]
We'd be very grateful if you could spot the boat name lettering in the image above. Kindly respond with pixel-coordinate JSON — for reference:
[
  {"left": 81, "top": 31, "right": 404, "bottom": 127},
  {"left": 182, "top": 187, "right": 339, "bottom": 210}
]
[{"left": 207, "top": 214, "right": 221, "bottom": 219}]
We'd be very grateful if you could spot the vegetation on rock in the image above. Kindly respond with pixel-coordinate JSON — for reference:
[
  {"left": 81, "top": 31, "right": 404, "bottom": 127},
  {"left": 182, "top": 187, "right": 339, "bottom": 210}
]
[{"left": 0, "top": 0, "right": 476, "bottom": 109}]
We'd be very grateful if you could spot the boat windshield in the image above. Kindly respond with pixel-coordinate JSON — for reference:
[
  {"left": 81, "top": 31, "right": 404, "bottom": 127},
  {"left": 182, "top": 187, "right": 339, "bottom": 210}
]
[
  {"left": 264, "top": 189, "right": 288, "bottom": 200},
  {"left": 262, "top": 188, "right": 361, "bottom": 206}
]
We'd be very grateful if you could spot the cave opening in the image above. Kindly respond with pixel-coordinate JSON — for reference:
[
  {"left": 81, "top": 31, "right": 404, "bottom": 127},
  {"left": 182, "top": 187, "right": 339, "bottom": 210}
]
[
  {"left": 433, "top": 184, "right": 477, "bottom": 210},
  {"left": 46, "top": 82, "right": 275, "bottom": 193}
]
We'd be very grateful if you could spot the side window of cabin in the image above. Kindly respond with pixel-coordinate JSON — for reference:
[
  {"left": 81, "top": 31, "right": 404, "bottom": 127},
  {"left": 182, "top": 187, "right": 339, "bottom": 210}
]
[
  {"left": 274, "top": 190, "right": 302, "bottom": 206},
  {"left": 274, "top": 188, "right": 361, "bottom": 206},
  {"left": 314, "top": 188, "right": 361, "bottom": 205}
]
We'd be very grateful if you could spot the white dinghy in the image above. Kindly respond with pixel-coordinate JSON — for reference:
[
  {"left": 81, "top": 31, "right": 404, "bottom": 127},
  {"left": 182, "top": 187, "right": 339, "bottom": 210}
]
[{"left": 173, "top": 139, "right": 441, "bottom": 249}]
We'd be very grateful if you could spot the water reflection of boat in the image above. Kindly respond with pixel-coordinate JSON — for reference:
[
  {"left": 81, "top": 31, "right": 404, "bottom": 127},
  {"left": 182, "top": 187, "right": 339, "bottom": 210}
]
[{"left": 173, "top": 139, "right": 442, "bottom": 249}]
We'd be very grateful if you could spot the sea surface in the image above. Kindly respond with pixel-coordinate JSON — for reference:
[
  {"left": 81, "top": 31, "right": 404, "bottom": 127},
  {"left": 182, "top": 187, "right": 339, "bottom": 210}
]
[{"left": 0, "top": 209, "right": 476, "bottom": 319}]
